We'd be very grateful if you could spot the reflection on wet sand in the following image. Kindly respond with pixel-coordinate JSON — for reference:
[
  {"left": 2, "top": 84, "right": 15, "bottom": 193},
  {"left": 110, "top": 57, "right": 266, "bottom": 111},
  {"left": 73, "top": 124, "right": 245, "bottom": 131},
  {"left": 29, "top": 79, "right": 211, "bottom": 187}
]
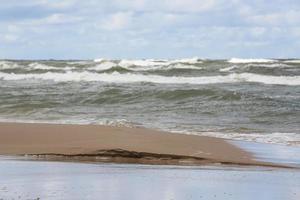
[{"left": 0, "top": 157, "right": 299, "bottom": 200}]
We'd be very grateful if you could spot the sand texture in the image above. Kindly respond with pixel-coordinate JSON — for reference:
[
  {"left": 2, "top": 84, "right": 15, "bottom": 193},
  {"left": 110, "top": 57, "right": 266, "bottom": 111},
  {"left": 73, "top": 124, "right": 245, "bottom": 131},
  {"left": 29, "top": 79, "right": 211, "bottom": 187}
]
[{"left": 0, "top": 122, "right": 288, "bottom": 167}]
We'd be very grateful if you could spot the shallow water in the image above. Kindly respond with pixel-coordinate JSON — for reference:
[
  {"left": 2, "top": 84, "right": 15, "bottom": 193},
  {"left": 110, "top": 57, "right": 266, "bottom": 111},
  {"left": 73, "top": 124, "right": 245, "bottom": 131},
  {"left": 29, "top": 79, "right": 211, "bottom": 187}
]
[
  {"left": 0, "top": 157, "right": 299, "bottom": 200},
  {"left": 231, "top": 140, "right": 300, "bottom": 167},
  {"left": 0, "top": 58, "right": 299, "bottom": 146}
]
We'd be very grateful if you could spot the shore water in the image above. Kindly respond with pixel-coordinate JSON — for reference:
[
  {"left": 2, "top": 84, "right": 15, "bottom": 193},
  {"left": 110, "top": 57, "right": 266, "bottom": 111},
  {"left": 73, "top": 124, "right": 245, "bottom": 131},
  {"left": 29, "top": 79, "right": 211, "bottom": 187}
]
[{"left": 0, "top": 157, "right": 299, "bottom": 200}]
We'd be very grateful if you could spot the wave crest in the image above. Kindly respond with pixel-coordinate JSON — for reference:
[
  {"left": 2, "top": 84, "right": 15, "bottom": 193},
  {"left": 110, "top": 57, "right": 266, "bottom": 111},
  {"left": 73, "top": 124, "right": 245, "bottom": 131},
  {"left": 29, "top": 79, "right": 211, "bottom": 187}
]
[
  {"left": 228, "top": 58, "right": 277, "bottom": 63},
  {"left": 0, "top": 71, "right": 299, "bottom": 86}
]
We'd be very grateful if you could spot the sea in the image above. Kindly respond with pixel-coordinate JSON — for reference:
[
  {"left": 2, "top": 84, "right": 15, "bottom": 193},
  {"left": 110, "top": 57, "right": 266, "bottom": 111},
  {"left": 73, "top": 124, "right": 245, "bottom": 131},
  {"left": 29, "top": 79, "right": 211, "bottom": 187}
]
[{"left": 0, "top": 58, "right": 299, "bottom": 146}]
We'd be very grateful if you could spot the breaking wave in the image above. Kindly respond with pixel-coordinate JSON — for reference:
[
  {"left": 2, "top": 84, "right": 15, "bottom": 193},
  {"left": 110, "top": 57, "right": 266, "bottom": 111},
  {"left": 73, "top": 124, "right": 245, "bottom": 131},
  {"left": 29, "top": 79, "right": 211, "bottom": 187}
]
[
  {"left": 283, "top": 60, "right": 300, "bottom": 64},
  {"left": 0, "top": 71, "right": 299, "bottom": 86},
  {"left": 228, "top": 58, "right": 277, "bottom": 63}
]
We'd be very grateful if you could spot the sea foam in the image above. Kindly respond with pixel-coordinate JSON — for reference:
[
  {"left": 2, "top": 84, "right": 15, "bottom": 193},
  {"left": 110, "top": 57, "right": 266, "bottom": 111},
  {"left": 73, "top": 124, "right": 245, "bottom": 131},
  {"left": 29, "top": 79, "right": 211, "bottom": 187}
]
[
  {"left": 228, "top": 58, "right": 277, "bottom": 63},
  {"left": 1, "top": 71, "right": 299, "bottom": 86},
  {"left": 283, "top": 60, "right": 300, "bottom": 64}
]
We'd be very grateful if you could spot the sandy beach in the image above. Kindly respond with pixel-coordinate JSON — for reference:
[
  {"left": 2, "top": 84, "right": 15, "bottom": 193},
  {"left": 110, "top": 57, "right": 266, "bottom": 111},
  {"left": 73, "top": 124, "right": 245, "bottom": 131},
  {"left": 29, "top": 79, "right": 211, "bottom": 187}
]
[{"left": 0, "top": 122, "right": 295, "bottom": 169}]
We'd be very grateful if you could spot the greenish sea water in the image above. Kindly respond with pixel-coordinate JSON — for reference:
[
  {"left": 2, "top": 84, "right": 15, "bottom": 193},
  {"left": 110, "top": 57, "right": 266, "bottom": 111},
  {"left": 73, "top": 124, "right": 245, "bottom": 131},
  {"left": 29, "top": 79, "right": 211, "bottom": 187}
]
[{"left": 0, "top": 58, "right": 299, "bottom": 145}]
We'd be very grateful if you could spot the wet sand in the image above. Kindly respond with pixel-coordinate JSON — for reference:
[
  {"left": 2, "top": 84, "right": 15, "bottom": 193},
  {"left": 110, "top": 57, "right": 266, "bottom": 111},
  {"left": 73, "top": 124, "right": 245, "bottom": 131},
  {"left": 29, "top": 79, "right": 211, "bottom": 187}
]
[
  {"left": 0, "top": 122, "right": 273, "bottom": 167},
  {"left": 0, "top": 157, "right": 299, "bottom": 200}
]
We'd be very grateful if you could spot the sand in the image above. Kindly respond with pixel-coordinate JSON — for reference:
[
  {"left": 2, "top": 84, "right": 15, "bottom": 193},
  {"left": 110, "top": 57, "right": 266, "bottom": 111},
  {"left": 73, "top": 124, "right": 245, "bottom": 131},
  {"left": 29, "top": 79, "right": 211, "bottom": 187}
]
[{"left": 0, "top": 122, "right": 287, "bottom": 167}]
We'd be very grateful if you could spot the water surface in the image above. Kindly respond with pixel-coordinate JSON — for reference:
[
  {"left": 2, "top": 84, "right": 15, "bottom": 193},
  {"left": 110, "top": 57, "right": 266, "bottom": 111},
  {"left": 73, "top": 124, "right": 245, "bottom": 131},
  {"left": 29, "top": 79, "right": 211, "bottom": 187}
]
[
  {"left": 0, "top": 157, "right": 299, "bottom": 200},
  {"left": 0, "top": 58, "right": 299, "bottom": 145}
]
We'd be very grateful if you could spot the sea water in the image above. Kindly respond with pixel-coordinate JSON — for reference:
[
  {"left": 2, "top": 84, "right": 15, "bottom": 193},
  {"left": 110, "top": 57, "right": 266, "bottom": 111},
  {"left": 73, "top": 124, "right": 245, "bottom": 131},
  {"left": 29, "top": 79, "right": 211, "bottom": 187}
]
[{"left": 0, "top": 58, "right": 299, "bottom": 146}]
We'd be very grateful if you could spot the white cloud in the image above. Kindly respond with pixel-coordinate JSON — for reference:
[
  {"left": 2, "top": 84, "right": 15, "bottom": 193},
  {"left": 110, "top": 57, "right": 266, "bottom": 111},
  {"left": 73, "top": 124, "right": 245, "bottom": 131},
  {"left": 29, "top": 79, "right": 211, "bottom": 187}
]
[
  {"left": 0, "top": 0, "right": 78, "bottom": 9},
  {"left": 247, "top": 11, "right": 300, "bottom": 26},
  {"left": 2, "top": 34, "right": 19, "bottom": 43},
  {"left": 39, "top": 0, "right": 77, "bottom": 9},
  {"left": 111, "top": 0, "right": 217, "bottom": 13},
  {"left": 1, "top": 0, "right": 300, "bottom": 59},
  {"left": 100, "top": 12, "right": 133, "bottom": 30},
  {"left": 163, "top": 0, "right": 216, "bottom": 12},
  {"left": 21, "top": 13, "right": 83, "bottom": 26},
  {"left": 250, "top": 27, "right": 266, "bottom": 37}
]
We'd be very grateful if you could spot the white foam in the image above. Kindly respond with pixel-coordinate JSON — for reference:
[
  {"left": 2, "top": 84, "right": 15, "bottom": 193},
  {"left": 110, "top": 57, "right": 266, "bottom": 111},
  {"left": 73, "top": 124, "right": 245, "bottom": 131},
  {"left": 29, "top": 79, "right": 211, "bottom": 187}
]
[
  {"left": 245, "top": 63, "right": 290, "bottom": 68},
  {"left": 228, "top": 58, "right": 277, "bottom": 63},
  {"left": 118, "top": 58, "right": 202, "bottom": 69},
  {"left": 219, "top": 66, "right": 237, "bottom": 72},
  {"left": 170, "top": 57, "right": 202, "bottom": 64},
  {"left": 283, "top": 60, "right": 300, "bottom": 64},
  {"left": 28, "top": 63, "right": 59, "bottom": 70},
  {"left": 93, "top": 58, "right": 105, "bottom": 62},
  {"left": 90, "top": 61, "right": 117, "bottom": 71},
  {"left": 0, "top": 118, "right": 138, "bottom": 128},
  {"left": 220, "top": 63, "right": 291, "bottom": 72},
  {"left": 67, "top": 61, "right": 91, "bottom": 65},
  {"left": 117, "top": 59, "right": 203, "bottom": 71},
  {"left": 169, "top": 129, "right": 300, "bottom": 146},
  {"left": 1, "top": 71, "right": 300, "bottom": 86},
  {"left": 200, "top": 132, "right": 300, "bottom": 146},
  {"left": 119, "top": 59, "right": 169, "bottom": 67},
  {"left": 236, "top": 73, "right": 300, "bottom": 85},
  {"left": 0, "top": 61, "right": 20, "bottom": 69},
  {"left": 167, "top": 64, "right": 201, "bottom": 70}
]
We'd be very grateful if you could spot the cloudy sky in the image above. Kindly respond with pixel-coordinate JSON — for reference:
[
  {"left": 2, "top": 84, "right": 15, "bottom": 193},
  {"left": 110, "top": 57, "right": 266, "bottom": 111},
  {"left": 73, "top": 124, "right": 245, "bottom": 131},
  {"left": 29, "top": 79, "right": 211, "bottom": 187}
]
[{"left": 0, "top": 0, "right": 300, "bottom": 59}]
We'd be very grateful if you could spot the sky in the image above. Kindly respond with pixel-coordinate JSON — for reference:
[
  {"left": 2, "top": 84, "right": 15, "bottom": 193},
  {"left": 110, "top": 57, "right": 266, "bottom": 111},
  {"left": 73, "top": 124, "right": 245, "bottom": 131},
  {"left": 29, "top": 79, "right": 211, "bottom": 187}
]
[{"left": 0, "top": 0, "right": 300, "bottom": 59}]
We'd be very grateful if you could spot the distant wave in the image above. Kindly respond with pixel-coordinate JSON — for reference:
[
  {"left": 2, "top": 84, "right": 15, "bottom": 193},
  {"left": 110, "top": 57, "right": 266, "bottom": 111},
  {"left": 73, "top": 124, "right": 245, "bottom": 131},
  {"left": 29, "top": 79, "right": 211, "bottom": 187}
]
[
  {"left": 228, "top": 58, "right": 277, "bottom": 63},
  {"left": 90, "top": 59, "right": 203, "bottom": 71},
  {"left": 3, "top": 59, "right": 299, "bottom": 73},
  {"left": 90, "top": 61, "right": 118, "bottom": 71},
  {"left": 245, "top": 63, "right": 290, "bottom": 68},
  {"left": 0, "top": 61, "right": 20, "bottom": 69},
  {"left": 95, "top": 57, "right": 202, "bottom": 66},
  {"left": 219, "top": 63, "right": 291, "bottom": 72},
  {"left": 1, "top": 71, "right": 299, "bottom": 86},
  {"left": 283, "top": 60, "right": 300, "bottom": 64},
  {"left": 28, "top": 63, "right": 62, "bottom": 70},
  {"left": 219, "top": 66, "right": 237, "bottom": 72}
]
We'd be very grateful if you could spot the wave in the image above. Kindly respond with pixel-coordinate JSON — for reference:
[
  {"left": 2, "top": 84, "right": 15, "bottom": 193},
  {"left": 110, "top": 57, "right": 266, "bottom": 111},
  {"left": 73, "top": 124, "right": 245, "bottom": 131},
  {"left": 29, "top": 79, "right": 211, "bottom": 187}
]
[
  {"left": 96, "top": 57, "right": 202, "bottom": 66},
  {"left": 173, "top": 130, "right": 300, "bottom": 146},
  {"left": 228, "top": 58, "right": 277, "bottom": 63},
  {"left": 283, "top": 60, "right": 300, "bottom": 64},
  {"left": 171, "top": 57, "right": 202, "bottom": 64},
  {"left": 1, "top": 71, "right": 299, "bottom": 85},
  {"left": 245, "top": 63, "right": 290, "bottom": 68},
  {"left": 117, "top": 58, "right": 202, "bottom": 68},
  {"left": 219, "top": 63, "right": 291, "bottom": 72},
  {"left": 219, "top": 66, "right": 237, "bottom": 72},
  {"left": 1, "top": 60, "right": 203, "bottom": 73},
  {"left": 28, "top": 63, "right": 61, "bottom": 70},
  {"left": 155, "top": 89, "right": 241, "bottom": 101},
  {"left": 95, "top": 60, "right": 203, "bottom": 71},
  {"left": 0, "top": 118, "right": 139, "bottom": 128},
  {"left": 0, "top": 61, "right": 20, "bottom": 69},
  {"left": 89, "top": 61, "right": 118, "bottom": 71},
  {"left": 93, "top": 58, "right": 106, "bottom": 62}
]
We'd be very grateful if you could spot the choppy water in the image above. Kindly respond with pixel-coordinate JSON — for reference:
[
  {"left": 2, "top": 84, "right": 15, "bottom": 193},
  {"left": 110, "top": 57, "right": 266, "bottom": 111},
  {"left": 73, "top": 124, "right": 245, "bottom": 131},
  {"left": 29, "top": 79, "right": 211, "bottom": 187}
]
[{"left": 0, "top": 58, "right": 299, "bottom": 146}]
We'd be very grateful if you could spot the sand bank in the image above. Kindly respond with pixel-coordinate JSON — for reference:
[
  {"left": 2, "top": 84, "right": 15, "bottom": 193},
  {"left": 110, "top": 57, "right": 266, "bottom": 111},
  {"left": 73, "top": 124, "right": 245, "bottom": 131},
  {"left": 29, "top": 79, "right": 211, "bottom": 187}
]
[{"left": 0, "top": 122, "right": 288, "bottom": 167}]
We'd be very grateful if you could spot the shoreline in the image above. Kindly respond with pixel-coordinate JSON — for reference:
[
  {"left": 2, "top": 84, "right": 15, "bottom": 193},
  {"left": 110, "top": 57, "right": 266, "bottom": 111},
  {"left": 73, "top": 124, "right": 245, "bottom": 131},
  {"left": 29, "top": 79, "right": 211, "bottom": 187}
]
[{"left": 0, "top": 122, "right": 294, "bottom": 168}]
